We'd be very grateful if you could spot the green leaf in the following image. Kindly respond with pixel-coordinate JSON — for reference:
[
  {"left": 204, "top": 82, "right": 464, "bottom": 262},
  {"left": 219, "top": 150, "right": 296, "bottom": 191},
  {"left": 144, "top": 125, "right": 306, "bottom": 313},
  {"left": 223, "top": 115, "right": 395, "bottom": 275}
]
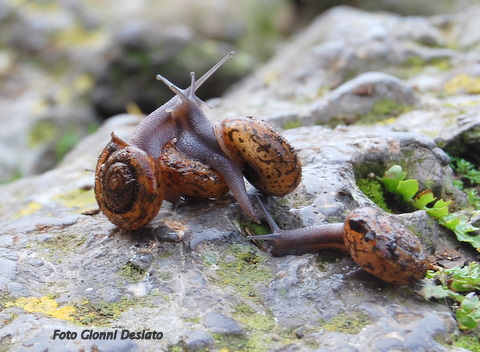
[
  {"left": 417, "top": 279, "right": 457, "bottom": 300},
  {"left": 433, "top": 263, "right": 480, "bottom": 292},
  {"left": 457, "top": 296, "right": 480, "bottom": 330},
  {"left": 438, "top": 214, "right": 460, "bottom": 230},
  {"left": 457, "top": 314, "right": 478, "bottom": 330},
  {"left": 379, "top": 165, "right": 406, "bottom": 193},
  {"left": 433, "top": 199, "right": 452, "bottom": 209},
  {"left": 413, "top": 189, "right": 436, "bottom": 209},
  {"left": 452, "top": 220, "right": 480, "bottom": 251},
  {"left": 425, "top": 205, "right": 450, "bottom": 219},
  {"left": 397, "top": 179, "right": 419, "bottom": 202}
]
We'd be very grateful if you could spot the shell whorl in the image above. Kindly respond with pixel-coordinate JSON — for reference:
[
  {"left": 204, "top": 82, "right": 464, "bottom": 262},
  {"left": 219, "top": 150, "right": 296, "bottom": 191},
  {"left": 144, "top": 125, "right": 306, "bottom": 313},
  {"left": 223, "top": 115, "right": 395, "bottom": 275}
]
[
  {"left": 215, "top": 116, "right": 302, "bottom": 196},
  {"left": 94, "top": 133, "right": 163, "bottom": 230}
]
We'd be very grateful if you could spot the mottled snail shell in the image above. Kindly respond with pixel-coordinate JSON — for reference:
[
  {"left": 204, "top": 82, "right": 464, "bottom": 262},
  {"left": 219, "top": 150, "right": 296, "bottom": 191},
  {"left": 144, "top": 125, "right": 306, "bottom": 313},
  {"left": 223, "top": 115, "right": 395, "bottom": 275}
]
[
  {"left": 94, "top": 133, "right": 164, "bottom": 230},
  {"left": 344, "top": 207, "right": 428, "bottom": 285},
  {"left": 159, "top": 140, "right": 229, "bottom": 202},
  {"left": 215, "top": 116, "right": 302, "bottom": 196}
]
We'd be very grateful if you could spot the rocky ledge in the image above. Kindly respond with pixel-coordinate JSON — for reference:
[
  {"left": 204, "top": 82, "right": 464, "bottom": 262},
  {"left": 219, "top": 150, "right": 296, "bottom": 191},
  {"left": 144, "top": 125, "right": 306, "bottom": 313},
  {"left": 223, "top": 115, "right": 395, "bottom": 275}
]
[{"left": 1, "top": 5, "right": 480, "bottom": 352}]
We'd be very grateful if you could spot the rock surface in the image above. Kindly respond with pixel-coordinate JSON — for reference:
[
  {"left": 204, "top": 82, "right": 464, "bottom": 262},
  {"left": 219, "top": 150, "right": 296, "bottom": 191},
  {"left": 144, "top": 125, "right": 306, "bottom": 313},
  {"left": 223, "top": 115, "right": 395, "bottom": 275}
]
[{"left": 1, "top": 5, "right": 480, "bottom": 352}]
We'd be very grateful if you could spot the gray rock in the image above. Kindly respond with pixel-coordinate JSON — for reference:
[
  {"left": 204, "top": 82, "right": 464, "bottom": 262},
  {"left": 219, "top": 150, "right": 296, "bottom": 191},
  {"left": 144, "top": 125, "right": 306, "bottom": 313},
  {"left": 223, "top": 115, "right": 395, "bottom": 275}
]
[
  {"left": 184, "top": 330, "right": 215, "bottom": 351},
  {"left": 1, "top": 4, "right": 480, "bottom": 352},
  {"left": 204, "top": 312, "right": 245, "bottom": 335},
  {"left": 309, "top": 71, "right": 418, "bottom": 125}
]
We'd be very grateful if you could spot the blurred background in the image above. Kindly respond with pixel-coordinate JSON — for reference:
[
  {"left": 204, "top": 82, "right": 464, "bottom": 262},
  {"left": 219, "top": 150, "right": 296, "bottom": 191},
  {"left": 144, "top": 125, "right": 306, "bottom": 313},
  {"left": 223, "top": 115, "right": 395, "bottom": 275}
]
[{"left": 1, "top": 0, "right": 478, "bottom": 184}]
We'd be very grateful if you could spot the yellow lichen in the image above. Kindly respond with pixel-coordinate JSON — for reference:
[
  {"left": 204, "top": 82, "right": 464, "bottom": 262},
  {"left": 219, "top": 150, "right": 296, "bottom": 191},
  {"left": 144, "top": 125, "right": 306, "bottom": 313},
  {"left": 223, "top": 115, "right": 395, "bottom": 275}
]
[
  {"left": 6, "top": 296, "right": 76, "bottom": 322},
  {"left": 444, "top": 73, "right": 480, "bottom": 95},
  {"left": 13, "top": 202, "right": 42, "bottom": 219},
  {"left": 53, "top": 188, "right": 96, "bottom": 213}
]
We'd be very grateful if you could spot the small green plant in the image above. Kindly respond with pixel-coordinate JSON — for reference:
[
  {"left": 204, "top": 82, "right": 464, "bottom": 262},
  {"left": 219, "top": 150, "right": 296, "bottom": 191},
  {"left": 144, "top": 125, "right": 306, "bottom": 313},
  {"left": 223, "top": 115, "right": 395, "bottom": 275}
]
[
  {"left": 378, "top": 165, "right": 480, "bottom": 251},
  {"left": 377, "top": 165, "right": 480, "bottom": 331},
  {"left": 419, "top": 263, "right": 480, "bottom": 330},
  {"left": 451, "top": 157, "right": 480, "bottom": 209}
]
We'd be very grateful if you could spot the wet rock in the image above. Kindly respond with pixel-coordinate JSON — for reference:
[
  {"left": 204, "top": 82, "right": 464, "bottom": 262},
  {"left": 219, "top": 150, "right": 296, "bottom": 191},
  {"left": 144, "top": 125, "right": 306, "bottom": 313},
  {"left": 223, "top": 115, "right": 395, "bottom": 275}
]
[
  {"left": 184, "top": 329, "right": 215, "bottom": 351},
  {"left": 309, "top": 72, "right": 418, "bottom": 125},
  {"left": 0, "top": 315, "right": 140, "bottom": 352},
  {"left": 436, "top": 111, "right": 480, "bottom": 164},
  {"left": 2, "top": 4, "right": 480, "bottom": 352},
  {"left": 204, "top": 312, "right": 245, "bottom": 335}
]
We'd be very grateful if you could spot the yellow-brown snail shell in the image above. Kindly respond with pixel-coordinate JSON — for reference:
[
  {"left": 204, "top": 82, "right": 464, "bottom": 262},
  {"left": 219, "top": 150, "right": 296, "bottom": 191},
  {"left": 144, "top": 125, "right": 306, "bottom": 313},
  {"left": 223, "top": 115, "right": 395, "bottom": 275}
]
[
  {"left": 344, "top": 207, "right": 428, "bottom": 285},
  {"left": 215, "top": 116, "right": 302, "bottom": 196},
  {"left": 94, "top": 133, "right": 164, "bottom": 230}
]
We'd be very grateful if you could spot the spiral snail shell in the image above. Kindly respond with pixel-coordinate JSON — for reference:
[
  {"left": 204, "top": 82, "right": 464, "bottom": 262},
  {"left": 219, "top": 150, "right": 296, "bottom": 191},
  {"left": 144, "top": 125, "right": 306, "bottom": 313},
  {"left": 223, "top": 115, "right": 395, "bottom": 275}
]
[
  {"left": 215, "top": 116, "right": 301, "bottom": 196},
  {"left": 94, "top": 133, "right": 164, "bottom": 230},
  {"left": 95, "top": 51, "right": 302, "bottom": 230}
]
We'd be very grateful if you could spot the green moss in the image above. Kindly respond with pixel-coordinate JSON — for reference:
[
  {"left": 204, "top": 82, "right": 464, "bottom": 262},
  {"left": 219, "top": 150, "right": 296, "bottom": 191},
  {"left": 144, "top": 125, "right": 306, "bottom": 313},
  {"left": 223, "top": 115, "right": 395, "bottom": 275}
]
[
  {"left": 401, "top": 55, "right": 425, "bottom": 75},
  {"left": 40, "top": 233, "right": 86, "bottom": 261},
  {"left": 430, "top": 57, "right": 452, "bottom": 71},
  {"left": 29, "top": 120, "right": 57, "bottom": 147},
  {"left": 205, "top": 244, "right": 272, "bottom": 304},
  {"left": 453, "top": 332, "right": 480, "bottom": 351},
  {"left": 0, "top": 335, "right": 13, "bottom": 352},
  {"left": 72, "top": 295, "right": 156, "bottom": 327},
  {"left": 211, "top": 302, "right": 292, "bottom": 352},
  {"left": 321, "top": 311, "right": 372, "bottom": 334},
  {"left": 207, "top": 296, "right": 298, "bottom": 351},
  {"left": 167, "top": 346, "right": 185, "bottom": 352},
  {"left": 0, "top": 294, "right": 11, "bottom": 311},
  {"left": 212, "top": 333, "right": 251, "bottom": 351},
  {"left": 119, "top": 262, "right": 147, "bottom": 284},
  {"left": 357, "top": 178, "right": 390, "bottom": 212},
  {"left": 201, "top": 252, "right": 219, "bottom": 265},
  {"left": 283, "top": 119, "right": 303, "bottom": 130},
  {"left": 400, "top": 55, "right": 452, "bottom": 77},
  {"left": 244, "top": 220, "right": 271, "bottom": 237},
  {"left": 359, "top": 98, "right": 411, "bottom": 125}
]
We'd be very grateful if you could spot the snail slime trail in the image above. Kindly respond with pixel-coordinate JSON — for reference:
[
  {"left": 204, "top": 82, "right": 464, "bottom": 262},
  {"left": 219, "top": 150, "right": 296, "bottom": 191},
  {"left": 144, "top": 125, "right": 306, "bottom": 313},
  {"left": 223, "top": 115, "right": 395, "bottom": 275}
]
[{"left": 94, "top": 52, "right": 301, "bottom": 230}]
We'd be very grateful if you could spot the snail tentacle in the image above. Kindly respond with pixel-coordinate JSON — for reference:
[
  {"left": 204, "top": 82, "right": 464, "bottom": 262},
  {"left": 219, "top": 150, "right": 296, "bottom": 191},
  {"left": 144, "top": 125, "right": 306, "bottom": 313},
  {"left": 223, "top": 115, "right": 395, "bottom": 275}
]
[
  {"left": 156, "top": 65, "right": 260, "bottom": 223},
  {"left": 248, "top": 196, "right": 345, "bottom": 256}
]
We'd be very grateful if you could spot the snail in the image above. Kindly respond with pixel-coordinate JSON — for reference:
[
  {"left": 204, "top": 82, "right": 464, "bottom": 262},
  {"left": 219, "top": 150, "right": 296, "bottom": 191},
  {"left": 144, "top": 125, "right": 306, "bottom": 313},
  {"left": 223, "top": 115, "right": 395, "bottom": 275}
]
[
  {"left": 247, "top": 197, "right": 428, "bottom": 285},
  {"left": 95, "top": 51, "right": 302, "bottom": 230}
]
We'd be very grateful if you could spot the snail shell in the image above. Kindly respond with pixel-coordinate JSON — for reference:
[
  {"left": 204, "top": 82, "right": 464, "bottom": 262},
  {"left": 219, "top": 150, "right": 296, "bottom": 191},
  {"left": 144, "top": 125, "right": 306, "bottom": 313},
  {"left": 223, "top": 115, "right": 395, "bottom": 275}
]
[
  {"left": 344, "top": 207, "right": 428, "bottom": 285},
  {"left": 215, "top": 116, "right": 302, "bottom": 196},
  {"left": 159, "top": 140, "right": 229, "bottom": 202},
  {"left": 94, "top": 133, "right": 164, "bottom": 230}
]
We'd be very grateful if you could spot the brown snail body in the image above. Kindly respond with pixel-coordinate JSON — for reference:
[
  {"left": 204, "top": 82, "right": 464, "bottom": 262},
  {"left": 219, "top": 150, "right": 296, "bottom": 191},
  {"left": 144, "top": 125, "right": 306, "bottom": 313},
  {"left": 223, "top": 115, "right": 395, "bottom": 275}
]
[
  {"left": 248, "top": 198, "right": 428, "bottom": 285},
  {"left": 95, "top": 52, "right": 301, "bottom": 230},
  {"left": 159, "top": 140, "right": 229, "bottom": 202}
]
